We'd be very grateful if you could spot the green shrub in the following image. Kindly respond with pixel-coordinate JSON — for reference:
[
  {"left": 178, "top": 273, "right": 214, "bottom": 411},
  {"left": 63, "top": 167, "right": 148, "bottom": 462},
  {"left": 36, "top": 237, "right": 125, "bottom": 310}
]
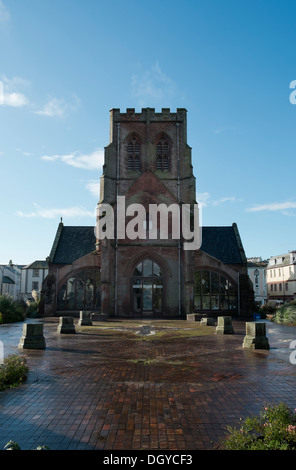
[
  {"left": 273, "top": 302, "right": 296, "bottom": 325},
  {"left": 260, "top": 303, "right": 277, "bottom": 317},
  {"left": 0, "top": 354, "right": 29, "bottom": 391},
  {"left": 0, "top": 295, "right": 26, "bottom": 324},
  {"left": 224, "top": 403, "right": 296, "bottom": 450},
  {"left": 4, "top": 440, "right": 50, "bottom": 450},
  {"left": 26, "top": 301, "right": 39, "bottom": 318}
]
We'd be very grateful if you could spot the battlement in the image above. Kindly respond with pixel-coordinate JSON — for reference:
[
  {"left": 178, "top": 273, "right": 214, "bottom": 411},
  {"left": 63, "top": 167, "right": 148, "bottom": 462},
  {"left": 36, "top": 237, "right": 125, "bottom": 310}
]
[{"left": 110, "top": 107, "right": 187, "bottom": 122}]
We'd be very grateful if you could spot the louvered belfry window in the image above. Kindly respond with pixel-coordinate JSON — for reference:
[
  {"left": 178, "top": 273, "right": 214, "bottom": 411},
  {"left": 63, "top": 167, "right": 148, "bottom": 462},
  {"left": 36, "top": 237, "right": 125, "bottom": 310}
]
[
  {"left": 156, "top": 137, "right": 170, "bottom": 171},
  {"left": 127, "top": 137, "right": 141, "bottom": 171}
]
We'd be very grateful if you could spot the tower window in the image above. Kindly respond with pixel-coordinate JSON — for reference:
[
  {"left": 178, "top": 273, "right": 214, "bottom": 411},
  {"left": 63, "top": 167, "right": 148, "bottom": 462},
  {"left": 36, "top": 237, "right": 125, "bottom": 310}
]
[
  {"left": 127, "top": 137, "right": 141, "bottom": 171},
  {"left": 156, "top": 137, "right": 170, "bottom": 171}
]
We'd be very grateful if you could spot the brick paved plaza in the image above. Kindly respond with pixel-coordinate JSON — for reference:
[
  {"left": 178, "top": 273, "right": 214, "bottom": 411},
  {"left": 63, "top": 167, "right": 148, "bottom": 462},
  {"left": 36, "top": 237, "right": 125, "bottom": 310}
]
[{"left": 0, "top": 317, "right": 295, "bottom": 452}]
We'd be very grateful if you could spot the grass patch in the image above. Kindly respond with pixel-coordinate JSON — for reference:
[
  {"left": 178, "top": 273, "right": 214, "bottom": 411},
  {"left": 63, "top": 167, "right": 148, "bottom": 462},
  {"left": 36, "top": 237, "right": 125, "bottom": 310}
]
[{"left": 77, "top": 320, "right": 216, "bottom": 342}]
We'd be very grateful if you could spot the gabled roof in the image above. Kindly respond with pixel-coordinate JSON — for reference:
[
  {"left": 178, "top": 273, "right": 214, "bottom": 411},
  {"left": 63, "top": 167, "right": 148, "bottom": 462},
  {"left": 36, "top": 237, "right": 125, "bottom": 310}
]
[
  {"left": 200, "top": 224, "right": 247, "bottom": 265},
  {"left": 49, "top": 225, "right": 96, "bottom": 264},
  {"left": 23, "top": 260, "right": 49, "bottom": 269},
  {"left": 48, "top": 222, "right": 246, "bottom": 266}
]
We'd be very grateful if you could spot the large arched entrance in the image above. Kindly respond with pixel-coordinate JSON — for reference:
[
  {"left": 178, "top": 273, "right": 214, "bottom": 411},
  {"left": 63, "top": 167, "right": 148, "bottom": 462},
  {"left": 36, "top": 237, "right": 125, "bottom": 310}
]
[
  {"left": 57, "top": 269, "right": 101, "bottom": 312},
  {"left": 132, "top": 259, "right": 163, "bottom": 315}
]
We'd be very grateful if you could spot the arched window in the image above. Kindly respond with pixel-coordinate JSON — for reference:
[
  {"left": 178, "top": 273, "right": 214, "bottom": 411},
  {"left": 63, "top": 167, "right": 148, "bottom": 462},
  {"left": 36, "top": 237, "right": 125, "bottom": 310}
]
[
  {"left": 156, "top": 137, "right": 170, "bottom": 171},
  {"left": 57, "top": 269, "right": 100, "bottom": 311},
  {"left": 127, "top": 136, "right": 141, "bottom": 171},
  {"left": 194, "top": 270, "right": 237, "bottom": 312},
  {"left": 132, "top": 259, "right": 163, "bottom": 315}
]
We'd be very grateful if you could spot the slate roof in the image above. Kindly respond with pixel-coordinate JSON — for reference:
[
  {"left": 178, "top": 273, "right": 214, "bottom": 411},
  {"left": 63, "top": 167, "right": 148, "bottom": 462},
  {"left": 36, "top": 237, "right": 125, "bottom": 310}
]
[
  {"left": 200, "top": 225, "right": 247, "bottom": 264},
  {"left": 49, "top": 223, "right": 246, "bottom": 266},
  {"left": 50, "top": 226, "right": 96, "bottom": 264},
  {"left": 23, "top": 260, "right": 49, "bottom": 269}
]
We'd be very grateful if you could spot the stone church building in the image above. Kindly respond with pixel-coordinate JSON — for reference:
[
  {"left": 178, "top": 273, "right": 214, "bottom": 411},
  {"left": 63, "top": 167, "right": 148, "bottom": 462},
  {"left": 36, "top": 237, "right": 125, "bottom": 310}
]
[{"left": 42, "top": 108, "right": 253, "bottom": 318}]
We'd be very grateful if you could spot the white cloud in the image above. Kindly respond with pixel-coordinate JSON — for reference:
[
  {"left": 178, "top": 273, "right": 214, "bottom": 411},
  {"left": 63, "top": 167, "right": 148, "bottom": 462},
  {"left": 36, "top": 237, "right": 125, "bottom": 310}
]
[
  {"left": 34, "top": 97, "right": 67, "bottom": 117},
  {"left": 1, "top": 76, "right": 29, "bottom": 107},
  {"left": 17, "top": 204, "right": 95, "bottom": 219},
  {"left": 131, "top": 62, "right": 176, "bottom": 102},
  {"left": 86, "top": 180, "right": 100, "bottom": 197},
  {"left": 0, "top": 1, "right": 10, "bottom": 22},
  {"left": 197, "top": 192, "right": 211, "bottom": 207},
  {"left": 41, "top": 149, "right": 104, "bottom": 171},
  {"left": 212, "top": 196, "right": 236, "bottom": 206},
  {"left": 197, "top": 192, "right": 238, "bottom": 207},
  {"left": 3, "top": 92, "right": 29, "bottom": 107},
  {"left": 247, "top": 201, "right": 296, "bottom": 213}
]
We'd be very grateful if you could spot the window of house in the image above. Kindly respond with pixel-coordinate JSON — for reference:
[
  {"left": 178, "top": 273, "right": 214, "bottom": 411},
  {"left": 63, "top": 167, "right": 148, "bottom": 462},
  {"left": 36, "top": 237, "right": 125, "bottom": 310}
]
[
  {"left": 286, "top": 283, "right": 289, "bottom": 291},
  {"left": 32, "top": 281, "right": 39, "bottom": 291},
  {"left": 156, "top": 137, "right": 170, "bottom": 171},
  {"left": 271, "top": 284, "right": 273, "bottom": 292},
  {"left": 33, "top": 269, "right": 39, "bottom": 277},
  {"left": 127, "top": 137, "right": 141, "bottom": 171}
]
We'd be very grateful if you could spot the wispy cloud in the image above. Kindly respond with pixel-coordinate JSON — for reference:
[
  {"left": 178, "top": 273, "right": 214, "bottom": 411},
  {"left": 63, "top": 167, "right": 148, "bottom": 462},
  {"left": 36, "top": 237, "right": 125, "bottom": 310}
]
[
  {"left": 131, "top": 62, "right": 176, "bottom": 103},
  {"left": 17, "top": 203, "right": 95, "bottom": 219},
  {"left": 0, "top": 1, "right": 10, "bottom": 22},
  {"left": 34, "top": 97, "right": 68, "bottom": 117},
  {"left": 85, "top": 180, "right": 100, "bottom": 197},
  {"left": 197, "top": 192, "right": 239, "bottom": 207},
  {"left": 41, "top": 149, "right": 104, "bottom": 171},
  {"left": 247, "top": 201, "right": 296, "bottom": 214}
]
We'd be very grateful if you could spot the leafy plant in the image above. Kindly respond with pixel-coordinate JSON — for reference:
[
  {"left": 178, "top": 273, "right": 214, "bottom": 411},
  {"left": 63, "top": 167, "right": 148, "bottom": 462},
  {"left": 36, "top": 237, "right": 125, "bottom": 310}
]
[
  {"left": 0, "top": 354, "right": 29, "bottom": 391},
  {"left": 224, "top": 403, "right": 296, "bottom": 450},
  {"left": 272, "top": 302, "right": 296, "bottom": 325},
  {"left": 4, "top": 440, "right": 50, "bottom": 450},
  {"left": 0, "top": 295, "right": 26, "bottom": 324}
]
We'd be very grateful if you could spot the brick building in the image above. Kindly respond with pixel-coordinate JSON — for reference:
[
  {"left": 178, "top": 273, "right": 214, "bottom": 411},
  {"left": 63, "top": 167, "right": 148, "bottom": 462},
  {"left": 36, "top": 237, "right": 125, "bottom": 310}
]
[{"left": 42, "top": 108, "right": 253, "bottom": 318}]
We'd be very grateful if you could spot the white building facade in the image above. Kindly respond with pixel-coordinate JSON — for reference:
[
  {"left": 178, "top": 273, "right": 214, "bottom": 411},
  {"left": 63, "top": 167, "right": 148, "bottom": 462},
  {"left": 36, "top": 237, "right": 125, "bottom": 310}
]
[
  {"left": 20, "top": 261, "right": 48, "bottom": 301},
  {"left": 266, "top": 251, "right": 296, "bottom": 302},
  {"left": 0, "top": 261, "right": 23, "bottom": 300},
  {"left": 247, "top": 258, "right": 268, "bottom": 306}
]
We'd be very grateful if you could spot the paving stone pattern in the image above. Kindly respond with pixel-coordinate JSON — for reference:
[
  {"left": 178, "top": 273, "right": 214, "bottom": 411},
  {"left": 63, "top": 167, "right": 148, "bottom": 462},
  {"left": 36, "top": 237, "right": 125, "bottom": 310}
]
[{"left": 0, "top": 318, "right": 296, "bottom": 450}]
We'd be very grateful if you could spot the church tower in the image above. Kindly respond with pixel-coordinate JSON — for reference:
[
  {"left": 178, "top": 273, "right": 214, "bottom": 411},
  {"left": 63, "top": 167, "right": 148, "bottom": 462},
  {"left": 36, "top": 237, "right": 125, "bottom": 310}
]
[{"left": 97, "top": 108, "right": 197, "bottom": 316}]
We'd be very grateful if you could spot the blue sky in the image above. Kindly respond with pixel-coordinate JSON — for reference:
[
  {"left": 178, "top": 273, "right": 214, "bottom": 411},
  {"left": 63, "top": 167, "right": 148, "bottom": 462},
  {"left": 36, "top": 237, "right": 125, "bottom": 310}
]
[{"left": 0, "top": 0, "right": 295, "bottom": 265}]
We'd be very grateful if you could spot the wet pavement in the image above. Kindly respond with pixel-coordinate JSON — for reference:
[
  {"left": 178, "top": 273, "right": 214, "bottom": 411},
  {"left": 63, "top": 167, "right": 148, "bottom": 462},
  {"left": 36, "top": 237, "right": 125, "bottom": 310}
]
[{"left": 0, "top": 316, "right": 295, "bottom": 451}]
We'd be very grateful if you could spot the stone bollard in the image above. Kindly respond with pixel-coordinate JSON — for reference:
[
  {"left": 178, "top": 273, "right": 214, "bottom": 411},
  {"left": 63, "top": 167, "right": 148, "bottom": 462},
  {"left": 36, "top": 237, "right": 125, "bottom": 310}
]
[
  {"left": 215, "top": 316, "right": 234, "bottom": 334},
  {"left": 18, "top": 323, "right": 46, "bottom": 349},
  {"left": 242, "top": 322, "right": 269, "bottom": 350},
  {"left": 186, "top": 314, "right": 199, "bottom": 322},
  {"left": 57, "top": 316, "right": 76, "bottom": 334},
  {"left": 200, "top": 317, "right": 215, "bottom": 326},
  {"left": 78, "top": 311, "right": 92, "bottom": 326}
]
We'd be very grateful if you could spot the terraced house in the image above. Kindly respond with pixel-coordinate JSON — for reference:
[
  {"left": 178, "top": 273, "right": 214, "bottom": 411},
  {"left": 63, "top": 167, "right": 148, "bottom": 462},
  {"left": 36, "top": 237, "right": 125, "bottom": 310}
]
[{"left": 42, "top": 108, "right": 253, "bottom": 318}]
